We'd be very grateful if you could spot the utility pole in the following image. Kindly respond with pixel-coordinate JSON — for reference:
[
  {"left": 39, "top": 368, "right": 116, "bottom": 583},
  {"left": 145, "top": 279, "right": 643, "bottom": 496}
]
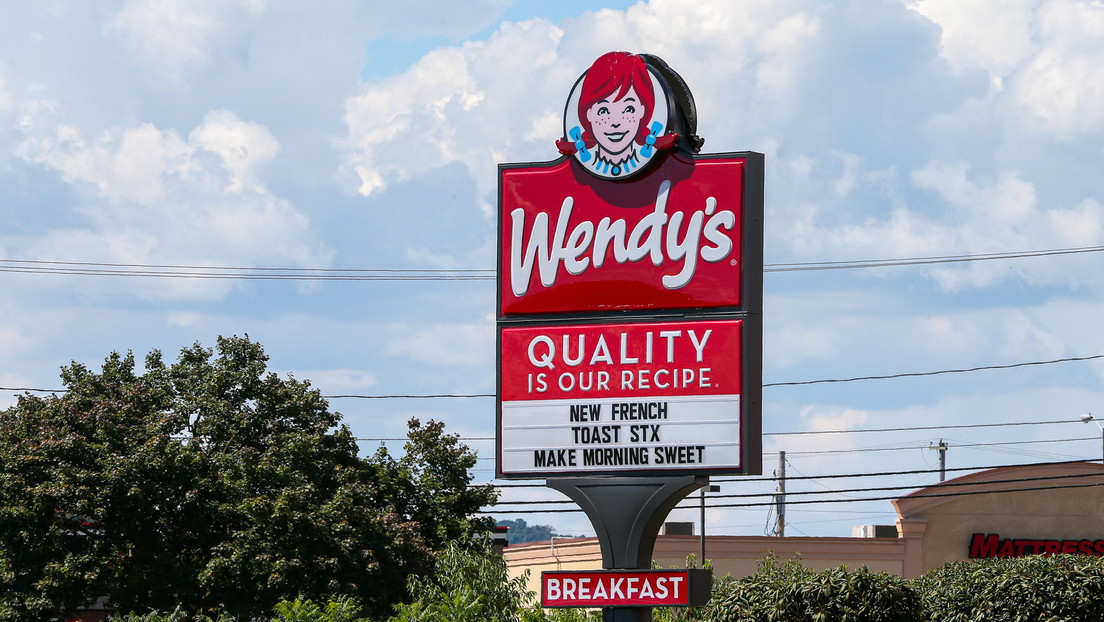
[
  {"left": 930, "top": 440, "right": 948, "bottom": 482},
  {"left": 775, "top": 451, "right": 786, "bottom": 537}
]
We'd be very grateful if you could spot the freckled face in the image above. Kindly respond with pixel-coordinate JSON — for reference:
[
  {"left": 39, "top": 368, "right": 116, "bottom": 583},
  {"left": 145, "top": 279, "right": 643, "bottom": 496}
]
[{"left": 585, "top": 86, "right": 645, "bottom": 157}]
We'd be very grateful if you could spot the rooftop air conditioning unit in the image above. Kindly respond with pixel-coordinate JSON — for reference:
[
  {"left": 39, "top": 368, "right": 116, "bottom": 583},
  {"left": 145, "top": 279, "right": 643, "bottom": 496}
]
[
  {"left": 662, "top": 522, "right": 695, "bottom": 536},
  {"left": 851, "top": 524, "right": 898, "bottom": 538}
]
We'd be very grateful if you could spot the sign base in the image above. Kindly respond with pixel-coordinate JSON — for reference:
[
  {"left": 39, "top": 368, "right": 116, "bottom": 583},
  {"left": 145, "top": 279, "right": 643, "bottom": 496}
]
[{"left": 547, "top": 476, "right": 708, "bottom": 621}]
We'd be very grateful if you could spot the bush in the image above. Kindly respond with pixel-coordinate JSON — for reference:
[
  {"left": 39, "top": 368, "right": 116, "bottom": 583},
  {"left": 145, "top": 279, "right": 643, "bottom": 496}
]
[
  {"left": 916, "top": 554, "right": 1104, "bottom": 622},
  {"left": 387, "top": 537, "right": 534, "bottom": 622},
  {"left": 107, "top": 606, "right": 233, "bottom": 622},
  {"left": 272, "top": 595, "right": 366, "bottom": 622},
  {"left": 704, "top": 553, "right": 922, "bottom": 622}
]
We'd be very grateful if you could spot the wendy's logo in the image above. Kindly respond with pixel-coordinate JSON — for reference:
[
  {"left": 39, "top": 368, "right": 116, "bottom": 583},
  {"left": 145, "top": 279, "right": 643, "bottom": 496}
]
[{"left": 558, "top": 52, "right": 704, "bottom": 180}]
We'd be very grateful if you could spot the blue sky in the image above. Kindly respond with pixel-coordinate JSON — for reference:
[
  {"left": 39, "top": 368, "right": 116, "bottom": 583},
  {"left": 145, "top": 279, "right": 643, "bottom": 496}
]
[{"left": 2, "top": 0, "right": 1104, "bottom": 538}]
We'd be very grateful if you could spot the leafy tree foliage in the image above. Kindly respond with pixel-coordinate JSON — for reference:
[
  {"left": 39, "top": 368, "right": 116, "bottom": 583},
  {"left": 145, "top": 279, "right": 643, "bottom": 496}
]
[
  {"left": 368, "top": 419, "right": 496, "bottom": 553},
  {"left": 0, "top": 337, "right": 494, "bottom": 621}
]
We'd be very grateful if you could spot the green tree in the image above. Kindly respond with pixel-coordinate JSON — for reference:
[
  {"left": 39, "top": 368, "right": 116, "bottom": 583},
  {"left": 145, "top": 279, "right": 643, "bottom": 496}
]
[
  {"left": 0, "top": 336, "right": 493, "bottom": 621},
  {"left": 367, "top": 419, "right": 497, "bottom": 553}
]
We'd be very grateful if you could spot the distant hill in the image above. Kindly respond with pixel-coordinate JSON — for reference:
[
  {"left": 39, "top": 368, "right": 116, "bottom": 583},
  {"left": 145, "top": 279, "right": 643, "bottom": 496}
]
[{"left": 495, "top": 518, "right": 582, "bottom": 545}]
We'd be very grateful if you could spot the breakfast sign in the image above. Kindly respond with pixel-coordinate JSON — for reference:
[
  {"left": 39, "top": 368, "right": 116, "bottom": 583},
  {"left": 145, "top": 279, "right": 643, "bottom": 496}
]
[{"left": 496, "top": 51, "right": 763, "bottom": 479}]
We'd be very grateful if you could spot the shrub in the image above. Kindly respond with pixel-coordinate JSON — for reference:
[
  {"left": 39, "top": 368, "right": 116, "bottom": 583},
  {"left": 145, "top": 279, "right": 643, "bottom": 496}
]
[
  {"left": 704, "top": 553, "right": 921, "bottom": 622},
  {"left": 387, "top": 537, "right": 534, "bottom": 622},
  {"left": 916, "top": 554, "right": 1104, "bottom": 622},
  {"left": 272, "top": 595, "right": 366, "bottom": 622},
  {"left": 107, "top": 606, "right": 233, "bottom": 622}
]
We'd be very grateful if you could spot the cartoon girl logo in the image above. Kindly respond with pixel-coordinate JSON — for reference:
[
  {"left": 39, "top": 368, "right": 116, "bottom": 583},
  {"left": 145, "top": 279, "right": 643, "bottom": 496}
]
[{"left": 558, "top": 51, "right": 685, "bottom": 180}]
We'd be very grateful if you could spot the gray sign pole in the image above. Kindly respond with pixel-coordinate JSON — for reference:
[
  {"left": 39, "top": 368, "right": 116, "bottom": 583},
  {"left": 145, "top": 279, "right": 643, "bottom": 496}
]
[{"left": 548, "top": 475, "right": 708, "bottom": 621}]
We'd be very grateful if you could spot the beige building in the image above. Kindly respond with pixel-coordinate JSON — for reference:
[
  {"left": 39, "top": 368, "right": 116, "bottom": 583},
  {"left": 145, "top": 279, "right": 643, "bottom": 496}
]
[{"left": 504, "top": 461, "right": 1104, "bottom": 592}]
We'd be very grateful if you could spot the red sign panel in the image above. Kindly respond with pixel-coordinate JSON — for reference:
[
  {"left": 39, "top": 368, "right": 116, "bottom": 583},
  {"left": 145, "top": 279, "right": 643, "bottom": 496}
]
[
  {"left": 541, "top": 569, "right": 710, "bottom": 607},
  {"left": 498, "top": 318, "right": 742, "bottom": 477},
  {"left": 499, "top": 153, "right": 747, "bottom": 316}
]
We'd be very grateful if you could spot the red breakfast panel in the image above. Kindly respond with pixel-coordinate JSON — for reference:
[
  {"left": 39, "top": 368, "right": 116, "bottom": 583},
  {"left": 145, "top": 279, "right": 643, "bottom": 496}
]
[
  {"left": 499, "top": 153, "right": 745, "bottom": 316},
  {"left": 542, "top": 570, "right": 696, "bottom": 607}
]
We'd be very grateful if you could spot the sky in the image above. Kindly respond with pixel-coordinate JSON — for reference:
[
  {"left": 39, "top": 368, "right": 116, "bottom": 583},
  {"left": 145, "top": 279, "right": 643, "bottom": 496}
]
[{"left": 1, "top": 0, "right": 1103, "bottom": 539}]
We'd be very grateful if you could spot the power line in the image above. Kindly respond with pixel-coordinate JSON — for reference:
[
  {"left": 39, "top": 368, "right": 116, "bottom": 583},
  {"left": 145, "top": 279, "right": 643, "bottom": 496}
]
[
  {"left": 763, "top": 354, "right": 1104, "bottom": 387},
  {"left": 0, "top": 260, "right": 493, "bottom": 281},
  {"left": 4, "top": 352, "right": 1102, "bottom": 398},
  {"left": 351, "top": 420, "right": 1080, "bottom": 443},
  {"left": 763, "top": 245, "right": 1104, "bottom": 272},
  {"left": 0, "top": 258, "right": 492, "bottom": 274},
  {"left": 355, "top": 428, "right": 1095, "bottom": 452},
  {"left": 2, "top": 391, "right": 1091, "bottom": 444},
  {"left": 0, "top": 244, "right": 1100, "bottom": 280},
  {"left": 485, "top": 470, "right": 1104, "bottom": 507},
  {"left": 336, "top": 354, "right": 1104, "bottom": 394},
  {"left": 485, "top": 459, "right": 1090, "bottom": 488},
  {"left": 479, "top": 477, "right": 1104, "bottom": 514},
  {"left": 330, "top": 393, "right": 494, "bottom": 399},
  {"left": 711, "top": 479, "right": 1104, "bottom": 510},
  {"left": 765, "top": 419, "right": 1081, "bottom": 436},
  {"left": 767, "top": 436, "right": 1098, "bottom": 457}
]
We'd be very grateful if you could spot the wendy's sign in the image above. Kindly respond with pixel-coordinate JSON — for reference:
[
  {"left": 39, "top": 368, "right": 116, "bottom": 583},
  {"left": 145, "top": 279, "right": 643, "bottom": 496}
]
[
  {"left": 499, "top": 51, "right": 761, "bottom": 317},
  {"left": 500, "top": 153, "right": 752, "bottom": 315},
  {"left": 496, "top": 51, "right": 762, "bottom": 479}
]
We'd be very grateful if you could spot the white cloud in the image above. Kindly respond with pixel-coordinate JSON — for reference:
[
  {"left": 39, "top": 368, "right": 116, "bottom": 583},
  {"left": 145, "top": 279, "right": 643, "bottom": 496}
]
[
  {"left": 103, "top": 0, "right": 267, "bottom": 84},
  {"left": 290, "top": 368, "right": 378, "bottom": 392},
  {"left": 360, "top": 0, "right": 510, "bottom": 39},
  {"left": 768, "top": 324, "right": 837, "bottom": 369},
  {"left": 802, "top": 406, "right": 869, "bottom": 433},
  {"left": 342, "top": 18, "right": 568, "bottom": 209},
  {"left": 770, "top": 149, "right": 1104, "bottom": 292},
  {"left": 188, "top": 110, "right": 281, "bottom": 192},
  {"left": 340, "top": 0, "right": 828, "bottom": 209},
  {"left": 166, "top": 311, "right": 207, "bottom": 328},
  {"left": 382, "top": 318, "right": 494, "bottom": 367},
  {"left": 910, "top": 160, "right": 1104, "bottom": 289},
  {"left": 915, "top": 0, "right": 1104, "bottom": 141},
  {"left": 924, "top": 315, "right": 985, "bottom": 356},
  {"left": 0, "top": 65, "right": 11, "bottom": 119},
  {"left": 0, "top": 327, "right": 31, "bottom": 359},
  {"left": 998, "top": 313, "right": 1066, "bottom": 360},
  {"left": 1047, "top": 199, "right": 1104, "bottom": 246},
  {"left": 13, "top": 107, "right": 332, "bottom": 298},
  {"left": 908, "top": 0, "right": 1039, "bottom": 76},
  {"left": 1004, "top": 0, "right": 1104, "bottom": 139}
]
